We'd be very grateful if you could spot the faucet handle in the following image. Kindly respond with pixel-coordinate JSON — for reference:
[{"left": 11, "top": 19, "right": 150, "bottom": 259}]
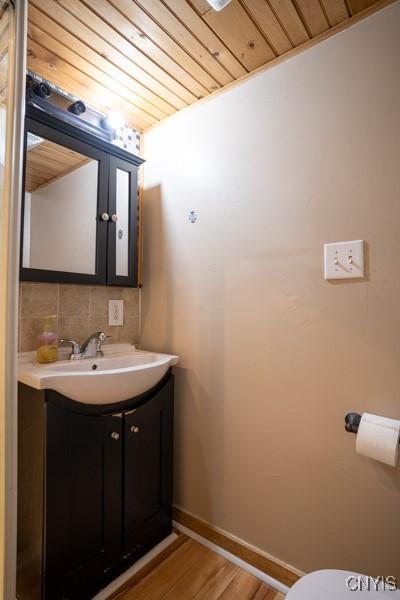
[
  {"left": 96, "top": 332, "right": 111, "bottom": 357},
  {"left": 59, "top": 338, "right": 81, "bottom": 359}
]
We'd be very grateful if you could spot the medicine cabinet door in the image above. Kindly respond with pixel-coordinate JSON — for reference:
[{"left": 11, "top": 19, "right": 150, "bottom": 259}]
[
  {"left": 20, "top": 117, "right": 109, "bottom": 285},
  {"left": 107, "top": 156, "right": 138, "bottom": 287}
]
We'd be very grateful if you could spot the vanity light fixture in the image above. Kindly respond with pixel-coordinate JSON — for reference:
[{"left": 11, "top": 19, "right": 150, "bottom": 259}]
[
  {"left": 205, "top": 0, "right": 232, "bottom": 10},
  {"left": 26, "top": 75, "right": 115, "bottom": 143},
  {"left": 101, "top": 111, "right": 124, "bottom": 131}
]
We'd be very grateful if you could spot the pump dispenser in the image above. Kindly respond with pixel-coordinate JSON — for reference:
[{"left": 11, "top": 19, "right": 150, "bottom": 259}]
[{"left": 36, "top": 316, "right": 58, "bottom": 364}]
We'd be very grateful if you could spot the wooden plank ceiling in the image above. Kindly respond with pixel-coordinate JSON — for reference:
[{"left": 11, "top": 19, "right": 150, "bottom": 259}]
[
  {"left": 25, "top": 138, "right": 89, "bottom": 192},
  {"left": 27, "top": 0, "right": 389, "bottom": 132}
]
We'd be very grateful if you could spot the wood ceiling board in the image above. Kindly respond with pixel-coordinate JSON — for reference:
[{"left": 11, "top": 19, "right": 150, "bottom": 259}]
[
  {"left": 25, "top": 150, "right": 83, "bottom": 172},
  {"left": 347, "top": 0, "right": 378, "bottom": 13},
  {"left": 25, "top": 165, "right": 47, "bottom": 178},
  {"left": 108, "top": 0, "right": 234, "bottom": 87},
  {"left": 31, "top": 0, "right": 196, "bottom": 106},
  {"left": 293, "top": 0, "right": 330, "bottom": 36},
  {"left": 161, "top": 0, "right": 247, "bottom": 79},
  {"left": 32, "top": 139, "right": 89, "bottom": 161},
  {"left": 27, "top": 22, "right": 169, "bottom": 122},
  {"left": 189, "top": 0, "right": 276, "bottom": 70},
  {"left": 29, "top": 150, "right": 79, "bottom": 169},
  {"left": 29, "top": 5, "right": 177, "bottom": 117},
  {"left": 241, "top": 0, "right": 293, "bottom": 55},
  {"left": 321, "top": 0, "right": 350, "bottom": 25},
  {"left": 26, "top": 183, "right": 45, "bottom": 193},
  {"left": 27, "top": 41, "right": 153, "bottom": 131},
  {"left": 25, "top": 140, "right": 90, "bottom": 193},
  {"left": 29, "top": 145, "right": 85, "bottom": 164},
  {"left": 267, "top": 0, "right": 309, "bottom": 46},
  {"left": 26, "top": 42, "right": 156, "bottom": 130},
  {"left": 82, "top": 0, "right": 221, "bottom": 94},
  {"left": 30, "top": 0, "right": 193, "bottom": 108},
  {"left": 27, "top": 140, "right": 87, "bottom": 164},
  {"left": 189, "top": 0, "right": 212, "bottom": 15},
  {"left": 27, "top": 0, "right": 391, "bottom": 133},
  {"left": 56, "top": 0, "right": 201, "bottom": 102},
  {"left": 26, "top": 156, "right": 69, "bottom": 176},
  {"left": 33, "top": 161, "right": 92, "bottom": 191},
  {"left": 25, "top": 180, "right": 47, "bottom": 194}
]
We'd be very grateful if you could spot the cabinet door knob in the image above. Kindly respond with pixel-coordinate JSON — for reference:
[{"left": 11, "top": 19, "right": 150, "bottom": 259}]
[
  {"left": 111, "top": 214, "right": 118, "bottom": 222},
  {"left": 130, "top": 426, "right": 139, "bottom": 434},
  {"left": 111, "top": 431, "right": 120, "bottom": 440},
  {"left": 101, "top": 212, "right": 110, "bottom": 221}
]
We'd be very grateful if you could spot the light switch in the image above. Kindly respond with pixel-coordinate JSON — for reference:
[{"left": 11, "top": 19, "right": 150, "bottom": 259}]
[
  {"left": 109, "top": 299, "right": 124, "bottom": 326},
  {"left": 324, "top": 240, "right": 364, "bottom": 280}
]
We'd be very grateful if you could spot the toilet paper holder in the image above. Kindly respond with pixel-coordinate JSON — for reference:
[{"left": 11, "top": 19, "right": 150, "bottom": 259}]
[
  {"left": 345, "top": 412, "right": 362, "bottom": 434},
  {"left": 345, "top": 412, "right": 400, "bottom": 444}
]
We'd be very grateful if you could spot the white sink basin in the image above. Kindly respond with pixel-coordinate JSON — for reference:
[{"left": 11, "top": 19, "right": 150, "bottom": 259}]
[{"left": 18, "top": 344, "right": 179, "bottom": 405}]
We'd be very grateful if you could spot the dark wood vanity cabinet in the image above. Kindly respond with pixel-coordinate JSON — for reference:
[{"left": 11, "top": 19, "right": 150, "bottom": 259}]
[{"left": 17, "top": 373, "right": 174, "bottom": 600}]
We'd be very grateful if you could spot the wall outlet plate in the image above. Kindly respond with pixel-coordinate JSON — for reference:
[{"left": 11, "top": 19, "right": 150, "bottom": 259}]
[
  {"left": 324, "top": 240, "right": 364, "bottom": 280},
  {"left": 109, "top": 299, "right": 124, "bottom": 326}
]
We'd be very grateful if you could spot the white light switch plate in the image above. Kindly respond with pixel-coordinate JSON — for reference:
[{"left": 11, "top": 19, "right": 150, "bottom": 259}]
[
  {"left": 324, "top": 240, "right": 364, "bottom": 280},
  {"left": 109, "top": 299, "right": 124, "bottom": 326}
]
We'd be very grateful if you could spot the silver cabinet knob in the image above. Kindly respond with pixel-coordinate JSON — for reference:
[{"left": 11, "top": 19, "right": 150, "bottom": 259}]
[
  {"left": 101, "top": 212, "right": 110, "bottom": 221},
  {"left": 111, "top": 214, "right": 118, "bottom": 222},
  {"left": 111, "top": 432, "right": 120, "bottom": 440},
  {"left": 130, "top": 426, "right": 139, "bottom": 434}
]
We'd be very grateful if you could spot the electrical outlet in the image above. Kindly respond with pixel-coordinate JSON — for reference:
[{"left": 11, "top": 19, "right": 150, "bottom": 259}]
[{"left": 109, "top": 300, "right": 124, "bottom": 326}]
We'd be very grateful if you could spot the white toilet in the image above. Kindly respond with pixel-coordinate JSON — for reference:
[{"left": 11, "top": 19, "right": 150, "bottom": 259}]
[{"left": 287, "top": 570, "right": 400, "bottom": 598}]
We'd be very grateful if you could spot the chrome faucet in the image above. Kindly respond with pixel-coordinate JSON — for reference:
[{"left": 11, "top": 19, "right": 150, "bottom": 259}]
[{"left": 60, "top": 331, "right": 109, "bottom": 360}]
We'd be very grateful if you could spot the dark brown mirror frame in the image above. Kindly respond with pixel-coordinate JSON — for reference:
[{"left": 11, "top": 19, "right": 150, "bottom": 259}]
[{"left": 20, "top": 104, "right": 144, "bottom": 287}]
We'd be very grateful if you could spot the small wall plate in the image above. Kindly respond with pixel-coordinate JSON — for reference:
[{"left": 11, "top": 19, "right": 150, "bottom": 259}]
[
  {"left": 109, "top": 299, "right": 124, "bottom": 326},
  {"left": 324, "top": 240, "right": 364, "bottom": 280}
]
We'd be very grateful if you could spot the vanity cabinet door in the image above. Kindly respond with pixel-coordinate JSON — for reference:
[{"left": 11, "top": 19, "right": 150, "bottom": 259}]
[
  {"left": 123, "top": 377, "right": 174, "bottom": 559},
  {"left": 107, "top": 155, "right": 139, "bottom": 287},
  {"left": 45, "top": 403, "right": 123, "bottom": 600},
  {"left": 21, "top": 117, "right": 110, "bottom": 286}
]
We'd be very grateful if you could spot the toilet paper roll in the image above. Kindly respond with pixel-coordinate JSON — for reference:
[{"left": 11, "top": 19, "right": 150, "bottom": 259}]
[{"left": 356, "top": 413, "right": 400, "bottom": 467}]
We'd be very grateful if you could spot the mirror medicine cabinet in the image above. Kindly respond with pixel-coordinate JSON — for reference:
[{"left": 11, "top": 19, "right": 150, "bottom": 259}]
[{"left": 20, "top": 106, "right": 144, "bottom": 287}]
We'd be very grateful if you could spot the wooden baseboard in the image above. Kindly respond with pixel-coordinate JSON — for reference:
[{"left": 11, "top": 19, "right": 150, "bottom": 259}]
[
  {"left": 108, "top": 532, "right": 187, "bottom": 599},
  {"left": 173, "top": 507, "right": 301, "bottom": 588}
]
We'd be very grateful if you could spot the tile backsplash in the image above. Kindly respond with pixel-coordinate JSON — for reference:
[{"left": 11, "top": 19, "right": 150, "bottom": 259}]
[{"left": 19, "top": 283, "right": 140, "bottom": 353}]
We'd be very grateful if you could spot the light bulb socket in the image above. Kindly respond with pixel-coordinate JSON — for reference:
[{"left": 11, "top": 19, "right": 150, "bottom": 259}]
[
  {"left": 33, "top": 82, "right": 51, "bottom": 99},
  {"left": 68, "top": 100, "right": 86, "bottom": 116}
]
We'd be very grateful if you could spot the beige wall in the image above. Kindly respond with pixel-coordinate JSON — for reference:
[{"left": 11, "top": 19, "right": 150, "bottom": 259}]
[
  {"left": 19, "top": 283, "right": 139, "bottom": 352},
  {"left": 142, "top": 3, "right": 400, "bottom": 580}
]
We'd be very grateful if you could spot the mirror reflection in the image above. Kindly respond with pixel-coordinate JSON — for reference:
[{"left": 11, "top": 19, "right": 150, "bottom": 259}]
[
  {"left": 22, "top": 133, "right": 99, "bottom": 274},
  {"left": 115, "top": 168, "right": 130, "bottom": 277}
]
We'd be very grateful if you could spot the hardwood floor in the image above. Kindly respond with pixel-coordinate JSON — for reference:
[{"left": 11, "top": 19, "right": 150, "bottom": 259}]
[{"left": 114, "top": 535, "right": 285, "bottom": 600}]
